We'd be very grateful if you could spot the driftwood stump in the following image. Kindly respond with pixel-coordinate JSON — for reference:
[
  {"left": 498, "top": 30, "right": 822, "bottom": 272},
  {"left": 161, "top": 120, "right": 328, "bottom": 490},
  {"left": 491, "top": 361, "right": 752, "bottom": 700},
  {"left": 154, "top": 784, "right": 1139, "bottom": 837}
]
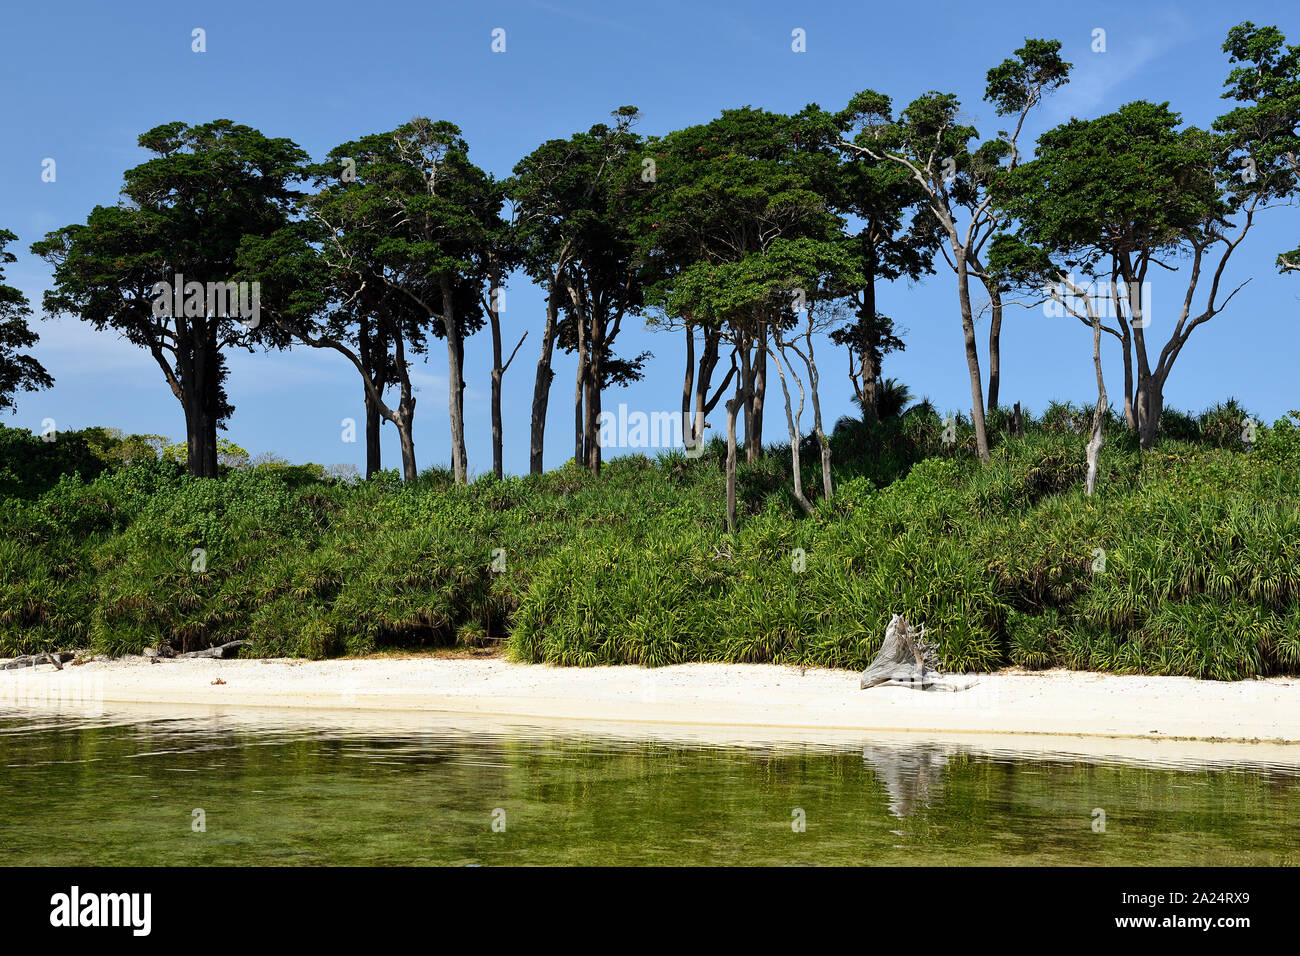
[{"left": 859, "top": 615, "right": 939, "bottom": 690}]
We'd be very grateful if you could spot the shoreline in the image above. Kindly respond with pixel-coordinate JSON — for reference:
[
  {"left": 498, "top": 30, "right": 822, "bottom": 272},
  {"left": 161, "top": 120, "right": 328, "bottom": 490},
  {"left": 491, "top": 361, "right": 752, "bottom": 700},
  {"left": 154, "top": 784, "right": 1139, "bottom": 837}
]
[{"left": 1, "top": 656, "right": 1296, "bottom": 752}]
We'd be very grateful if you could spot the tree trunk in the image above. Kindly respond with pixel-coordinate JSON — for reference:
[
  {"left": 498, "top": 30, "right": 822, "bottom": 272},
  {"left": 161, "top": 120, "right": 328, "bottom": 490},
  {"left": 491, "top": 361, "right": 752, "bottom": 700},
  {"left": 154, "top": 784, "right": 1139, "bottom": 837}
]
[
  {"left": 584, "top": 311, "right": 604, "bottom": 474},
  {"left": 445, "top": 330, "right": 467, "bottom": 483},
  {"left": 859, "top": 271, "right": 880, "bottom": 424},
  {"left": 681, "top": 324, "right": 695, "bottom": 447},
  {"left": 1085, "top": 312, "right": 1107, "bottom": 497},
  {"left": 1136, "top": 378, "right": 1163, "bottom": 450},
  {"left": 184, "top": 331, "right": 220, "bottom": 478},
  {"left": 358, "top": 315, "right": 383, "bottom": 478},
  {"left": 987, "top": 286, "right": 1003, "bottom": 417},
  {"left": 805, "top": 336, "right": 832, "bottom": 501},
  {"left": 438, "top": 278, "right": 468, "bottom": 483},
  {"left": 490, "top": 305, "right": 505, "bottom": 481},
  {"left": 748, "top": 323, "right": 767, "bottom": 462},
  {"left": 725, "top": 387, "right": 743, "bottom": 534},
  {"left": 691, "top": 329, "right": 733, "bottom": 447},
  {"left": 1127, "top": 274, "right": 1160, "bottom": 450},
  {"left": 740, "top": 336, "right": 753, "bottom": 457},
  {"left": 364, "top": 388, "right": 382, "bottom": 478},
  {"left": 456, "top": 334, "right": 468, "bottom": 478},
  {"left": 191, "top": 343, "right": 219, "bottom": 478},
  {"left": 1120, "top": 324, "right": 1136, "bottom": 432},
  {"left": 529, "top": 289, "right": 560, "bottom": 474},
  {"left": 396, "top": 408, "right": 417, "bottom": 482},
  {"left": 770, "top": 346, "right": 814, "bottom": 516},
  {"left": 860, "top": 351, "right": 880, "bottom": 424},
  {"left": 574, "top": 312, "right": 588, "bottom": 465},
  {"left": 956, "top": 258, "right": 991, "bottom": 463}
]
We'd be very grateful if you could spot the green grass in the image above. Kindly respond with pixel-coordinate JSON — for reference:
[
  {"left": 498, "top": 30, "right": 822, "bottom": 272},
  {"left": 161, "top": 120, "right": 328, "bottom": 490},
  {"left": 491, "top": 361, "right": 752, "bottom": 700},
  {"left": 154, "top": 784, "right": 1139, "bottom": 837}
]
[{"left": 2, "top": 406, "right": 1299, "bottom": 679}]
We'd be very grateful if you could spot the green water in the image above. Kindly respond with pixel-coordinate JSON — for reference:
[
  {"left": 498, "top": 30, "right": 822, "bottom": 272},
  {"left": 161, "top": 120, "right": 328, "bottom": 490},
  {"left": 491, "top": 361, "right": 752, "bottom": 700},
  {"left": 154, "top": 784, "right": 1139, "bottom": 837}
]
[{"left": 2, "top": 711, "right": 1297, "bottom": 865}]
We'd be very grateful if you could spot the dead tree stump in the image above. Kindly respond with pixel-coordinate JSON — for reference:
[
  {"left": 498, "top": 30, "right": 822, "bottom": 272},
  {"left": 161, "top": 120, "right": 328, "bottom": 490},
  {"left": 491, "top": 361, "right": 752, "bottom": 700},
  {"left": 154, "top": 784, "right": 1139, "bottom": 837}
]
[{"left": 859, "top": 615, "right": 940, "bottom": 690}]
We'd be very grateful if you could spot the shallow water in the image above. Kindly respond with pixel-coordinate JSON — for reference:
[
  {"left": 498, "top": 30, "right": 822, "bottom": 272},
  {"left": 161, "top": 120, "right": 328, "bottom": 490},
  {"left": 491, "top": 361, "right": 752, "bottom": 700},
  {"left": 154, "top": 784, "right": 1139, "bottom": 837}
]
[{"left": 2, "top": 709, "right": 1297, "bottom": 865}]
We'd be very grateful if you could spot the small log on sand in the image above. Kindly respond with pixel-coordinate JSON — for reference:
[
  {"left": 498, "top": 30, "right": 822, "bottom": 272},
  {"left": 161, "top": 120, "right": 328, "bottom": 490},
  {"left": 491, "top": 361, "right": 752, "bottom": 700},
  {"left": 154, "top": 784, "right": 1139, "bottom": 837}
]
[
  {"left": 1, "top": 652, "right": 76, "bottom": 671},
  {"left": 859, "top": 615, "right": 939, "bottom": 690},
  {"left": 175, "top": 640, "right": 248, "bottom": 660}
]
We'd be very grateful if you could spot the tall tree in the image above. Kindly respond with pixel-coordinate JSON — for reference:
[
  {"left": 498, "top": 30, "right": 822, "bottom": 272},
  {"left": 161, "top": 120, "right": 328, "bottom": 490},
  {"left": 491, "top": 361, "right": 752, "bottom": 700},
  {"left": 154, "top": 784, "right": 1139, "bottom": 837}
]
[
  {"left": 635, "top": 107, "right": 836, "bottom": 470},
  {"left": 838, "top": 40, "right": 1070, "bottom": 461},
  {"left": 816, "top": 98, "right": 937, "bottom": 422},
  {"left": 759, "top": 238, "right": 860, "bottom": 511},
  {"left": 0, "top": 229, "right": 53, "bottom": 411},
  {"left": 257, "top": 119, "right": 495, "bottom": 483},
  {"left": 663, "top": 239, "right": 853, "bottom": 528},
  {"left": 1218, "top": 22, "right": 1300, "bottom": 274},
  {"left": 238, "top": 215, "right": 411, "bottom": 480},
  {"left": 510, "top": 108, "right": 646, "bottom": 474},
  {"left": 473, "top": 214, "right": 528, "bottom": 481},
  {"left": 377, "top": 118, "right": 496, "bottom": 483},
  {"left": 994, "top": 99, "right": 1266, "bottom": 448},
  {"left": 33, "top": 120, "right": 305, "bottom": 477},
  {"left": 988, "top": 238, "right": 1112, "bottom": 492}
]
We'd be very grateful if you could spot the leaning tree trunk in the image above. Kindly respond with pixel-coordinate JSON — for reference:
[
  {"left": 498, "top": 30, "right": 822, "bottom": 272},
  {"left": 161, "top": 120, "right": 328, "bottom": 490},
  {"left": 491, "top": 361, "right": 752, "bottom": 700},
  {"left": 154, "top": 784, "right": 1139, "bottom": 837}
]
[
  {"left": 1085, "top": 311, "right": 1107, "bottom": 497},
  {"left": 769, "top": 346, "right": 814, "bottom": 516},
  {"left": 529, "top": 290, "right": 560, "bottom": 474},
  {"left": 804, "top": 335, "right": 832, "bottom": 501}
]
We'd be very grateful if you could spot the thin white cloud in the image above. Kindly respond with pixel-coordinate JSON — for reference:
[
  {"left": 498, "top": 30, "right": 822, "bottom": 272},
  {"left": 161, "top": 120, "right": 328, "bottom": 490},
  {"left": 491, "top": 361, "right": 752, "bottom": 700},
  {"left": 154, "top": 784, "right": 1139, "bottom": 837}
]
[{"left": 1044, "top": 22, "right": 1191, "bottom": 125}]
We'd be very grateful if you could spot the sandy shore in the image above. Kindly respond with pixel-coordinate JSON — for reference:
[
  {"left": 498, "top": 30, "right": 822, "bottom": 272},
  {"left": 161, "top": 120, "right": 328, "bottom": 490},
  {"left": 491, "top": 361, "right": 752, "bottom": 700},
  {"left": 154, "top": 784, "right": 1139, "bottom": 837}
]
[{"left": 1, "top": 656, "right": 1296, "bottom": 750}]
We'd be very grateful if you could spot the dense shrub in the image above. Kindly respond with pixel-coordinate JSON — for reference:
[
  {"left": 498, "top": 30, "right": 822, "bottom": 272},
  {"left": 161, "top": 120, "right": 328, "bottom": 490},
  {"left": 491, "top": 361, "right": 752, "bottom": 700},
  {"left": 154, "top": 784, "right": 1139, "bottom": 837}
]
[{"left": 2, "top": 406, "right": 1298, "bottom": 678}]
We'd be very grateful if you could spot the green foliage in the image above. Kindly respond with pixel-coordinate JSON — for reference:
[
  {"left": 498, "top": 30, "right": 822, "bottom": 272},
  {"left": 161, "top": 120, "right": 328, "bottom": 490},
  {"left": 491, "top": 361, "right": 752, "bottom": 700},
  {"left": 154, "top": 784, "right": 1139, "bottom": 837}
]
[
  {"left": 0, "top": 228, "right": 53, "bottom": 411},
  {"left": 31, "top": 120, "right": 309, "bottom": 477},
  {"left": 0, "top": 424, "right": 174, "bottom": 498},
  {"left": 3, "top": 407, "right": 1297, "bottom": 680}
]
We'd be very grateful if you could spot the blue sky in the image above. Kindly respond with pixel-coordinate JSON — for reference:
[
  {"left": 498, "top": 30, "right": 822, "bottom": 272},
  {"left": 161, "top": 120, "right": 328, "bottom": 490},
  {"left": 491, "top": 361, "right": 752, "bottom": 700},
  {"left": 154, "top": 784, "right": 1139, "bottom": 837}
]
[{"left": 2, "top": 0, "right": 1298, "bottom": 475}]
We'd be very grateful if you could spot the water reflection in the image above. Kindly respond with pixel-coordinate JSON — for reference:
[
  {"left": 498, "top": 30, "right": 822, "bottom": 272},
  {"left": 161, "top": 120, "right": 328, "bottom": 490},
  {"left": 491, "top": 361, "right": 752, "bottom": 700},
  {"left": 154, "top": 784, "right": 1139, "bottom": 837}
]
[
  {"left": 1, "top": 705, "right": 1298, "bottom": 866},
  {"left": 862, "top": 742, "right": 950, "bottom": 818}
]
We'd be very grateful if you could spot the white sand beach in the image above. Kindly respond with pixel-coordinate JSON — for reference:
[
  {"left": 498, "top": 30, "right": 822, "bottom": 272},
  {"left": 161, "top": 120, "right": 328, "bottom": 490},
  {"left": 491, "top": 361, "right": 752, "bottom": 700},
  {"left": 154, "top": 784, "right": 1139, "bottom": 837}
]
[{"left": 1, "top": 656, "right": 1296, "bottom": 753}]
